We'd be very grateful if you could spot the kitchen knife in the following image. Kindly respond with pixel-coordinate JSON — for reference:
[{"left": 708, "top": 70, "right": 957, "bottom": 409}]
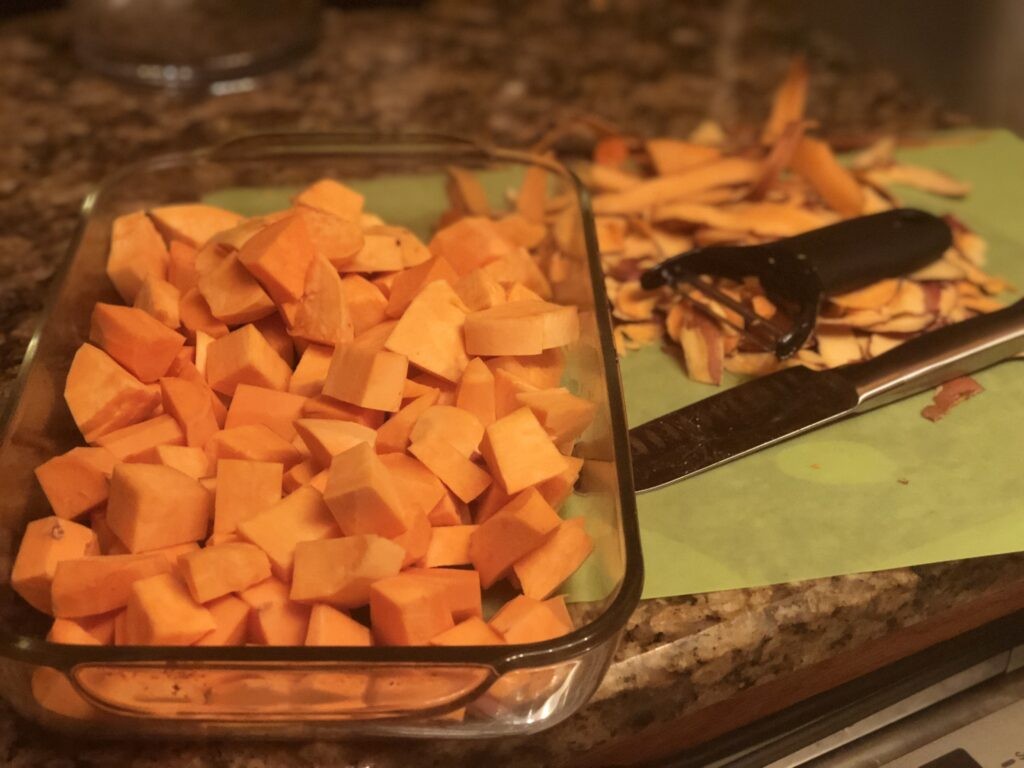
[{"left": 629, "top": 298, "right": 1024, "bottom": 493}]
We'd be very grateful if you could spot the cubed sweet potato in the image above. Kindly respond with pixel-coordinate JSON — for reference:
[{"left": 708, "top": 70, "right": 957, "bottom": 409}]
[
  {"left": 133, "top": 275, "right": 181, "bottom": 329},
  {"left": 149, "top": 204, "right": 243, "bottom": 248},
  {"left": 51, "top": 553, "right": 172, "bottom": 618},
  {"left": 323, "top": 443, "right": 414, "bottom": 538},
  {"left": 468, "top": 488, "right": 560, "bottom": 588},
  {"left": 487, "top": 348, "right": 566, "bottom": 389},
  {"left": 34, "top": 447, "right": 116, "bottom": 521},
  {"left": 378, "top": 452, "right": 445, "bottom": 516},
  {"left": 179, "top": 287, "right": 229, "bottom": 339},
  {"left": 408, "top": 435, "right": 491, "bottom": 504},
  {"left": 409, "top": 405, "right": 484, "bottom": 458},
  {"left": 323, "top": 338, "right": 408, "bottom": 413},
  {"left": 106, "top": 211, "right": 169, "bottom": 303},
  {"left": 422, "top": 525, "right": 476, "bottom": 568},
  {"left": 385, "top": 281, "right": 469, "bottom": 383},
  {"left": 253, "top": 313, "right": 296, "bottom": 367},
  {"left": 64, "top": 344, "right": 161, "bottom": 442},
  {"left": 430, "top": 617, "right": 504, "bottom": 646},
  {"left": 427, "top": 490, "right": 470, "bottom": 527},
  {"left": 48, "top": 613, "right": 116, "bottom": 646},
  {"left": 385, "top": 257, "right": 459, "bottom": 318},
  {"left": 226, "top": 384, "right": 307, "bottom": 441},
  {"left": 195, "top": 594, "right": 250, "bottom": 646},
  {"left": 237, "top": 485, "right": 339, "bottom": 581},
  {"left": 179, "top": 542, "right": 272, "bottom": 603},
  {"left": 291, "top": 534, "right": 405, "bottom": 608},
  {"left": 512, "top": 518, "right": 593, "bottom": 600},
  {"left": 464, "top": 301, "right": 578, "bottom": 356},
  {"left": 288, "top": 343, "right": 333, "bottom": 397},
  {"left": 213, "top": 458, "right": 283, "bottom": 534},
  {"left": 453, "top": 268, "right": 506, "bottom": 311},
  {"left": 11, "top": 517, "right": 99, "bottom": 614},
  {"left": 106, "top": 463, "right": 211, "bottom": 552},
  {"left": 294, "top": 179, "right": 364, "bottom": 222},
  {"left": 516, "top": 388, "right": 597, "bottom": 448},
  {"left": 206, "top": 324, "right": 292, "bottom": 396},
  {"left": 536, "top": 455, "right": 584, "bottom": 508},
  {"left": 237, "top": 215, "right": 315, "bottom": 305},
  {"left": 369, "top": 573, "right": 454, "bottom": 646},
  {"left": 305, "top": 604, "right": 372, "bottom": 646},
  {"left": 124, "top": 572, "right": 216, "bottom": 645},
  {"left": 374, "top": 390, "right": 440, "bottom": 454},
  {"left": 455, "top": 358, "right": 496, "bottom": 427},
  {"left": 279, "top": 257, "right": 354, "bottom": 346},
  {"left": 95, "top": 413, "right": 184, "bottom": 462},
  {"left": 428, "top": 217, "right": 514, "bottom": 276},
  {"left": 297, "top": 208, "right": 365, "bottom": 269},
  {"left": 401, "top": 568, "right": 482, "bottom": 622},
  {"left": 294, "top": 418, "right": 377, "bottom": 469},
  {"left": 205, "top": 424, "right": 303, "bottom": 467},
  {"left": 197, "top": 253, "right": 276, "bottom": 325},
  {"left": 167, "top": 240, "right": 199, "bottom": 294},
  {"left": 159, "top": 376, "right": 220, "bottom": 448},
  {"left": 488, "top": 594, "right": 573, "bottom": 644},
  {"left": 239, "top": 577, "right": 311, "bottom": 645},
  {"left": 480, "top": 407, "right": 568, "bottom": 494}
]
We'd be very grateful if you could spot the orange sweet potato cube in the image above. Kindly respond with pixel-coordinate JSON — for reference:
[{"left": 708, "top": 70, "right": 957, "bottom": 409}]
[
  {"left": 513, "top": 518, "right": 593, "bottom": 600},
  {"left": 341, "top": 228, "right": 407, "bottom": 272},
  {"left": 160, "top": 376, "right": 220, "bottom": 448},
  {"left": 294, "top": 179, "right": 365, "bottom": 222},
  {"left": 403, "top": 567, "right": 482, "bottom": 622},
  {"left": 48, "top": 613, "right": 117, "bottom": 646},
  {"left": 297, "top": 208, "right": 365, "bottom": 268},
  {"left": 464, "top": 301, "right": 579, "bottom": 357},
  {"left": 291, "top": 534, "right": 405, "bottom": 608},
  {"left": 106, "top": 211, "right": 169, "bottom": 303},
  {"left": 197, "top": 252, "right": 276, "bottom": 325},
  {"left": 385, "top": 256, "right": 459, "bottom": 318},
  {"left": 427, "top": 490, "right": 470, "bottom": 527},
  {"left": 149, "top": 204, "right": 243, "bottom": 248},
  {"left": 536, "top": 455, "right": 584, "bottom": 508},
  {"left": 279, "top": 256, "right": 354, "bottom": 346},
  {"left": 305, "top": 604, "right": 372, "bottom": 646},
  {"left": 369, "top": 573, "right": 454, "bottom": 646},
  {"left": 282, "top": 459, "right": 317, "bottom": 493},
  {"left": 487, "top": 348, "right": 565, "bottom": 389},
  {"left": 453, "top": 268, "right": 506, "bottom": 311},
  {"left": 205, "top": 424, "right": 303, "bottom": 467},
  {"left": 408, "top": 435, "right": 491, "bottom": 504},
  {"left": 340, "top": 274, "right": 388, "bottom": 335},
  {"left": 251, "top": 319, "right": 293, "bottom": 370},
  {"left": 206, "top": 324, "right": 292, "bottom": 396},
  {"left": 294, "top": 418, "right": 377, "bottom": 469},
  {"left": 379, "top": 452, "right": 445, "bottom": 516},
  {"left": 374, "top": 390, "right": 439, "bottom": 454},
  {"left": 288, "top": 343, "right": 333, "bottom": 397},
  {"left": 428, "top": 217, "right": 513, "bottom": 276},
  {"left": 480, "top": 407, "right": 568, "bottom": 494},
  {"left": 455, "top": 358, "right": 496, "bottom": 427},
  {"left": 421, "top": 525, "right": 476, "bottom": 568},
  {"left": 124, "top": 572, "right": 216, "bottom": 645},
  {"left": 384, "top": 281, "right": 469, "bottom": 383},
  {"left": 237, "top": 215, "right": 315, "bottom": 305},
  {"left": 516, "top": 388, "right": 597, "bottom": 447},
  {"left": 195, "top": 594, "right": 250, "bottom": 646},
  {"left": 402, "top": 377, "right": 439, "bottom": 400},
  {"left": 391, "top": 509, "right": 432, "bottom": 567},
  {"left": 492, "top": 368, "right": 539, "bottom": 420},
  {"left": 106, "top": 463, "right": 212, "bottom": 552},
  {"left": 133, "top": 275, "right": 181, "bottom": 328},
  {"left": 505, "top": 282, "right": 544, "bottom": 303},
  {"left": 239, "top": 577, "right": 311, "bottom": 645},
  {"left": 144, "top": 442, "right": 209, "bottom": 479},
  {"left": 226, "top": 384, "right": 308, "bottom": 441},
  {"left": 64, "top": 344, "right": 161, "bottom": 442},
  {"left": 488, "top": 594, "right": 572, "bottom": 644},
  {"left": 179, "top": 287, "right": 229, "bottom": 339},
  {"left": 409, "top": 405, "right": 484, "bottom": 458},
  {"left": 302, "top": 395, "right": 385, "bottom": 429},
  {"left": 167, "top": 240, "right": 199, "bottom": 294},
  {"left": 95, "top": 413, "right": 184, "bottom": 461},
  {"left": 481, "top": 248, "right": 552, "bottom": 299},
  {"left": 237, "top": 485, "right": 339, "bottom": 581},
  {"left": 468, "top": 488, "right": 560, "bottom": 588},
  {"left": 323, "top": 443, "right": 414, "bottom": 538},
  {"left": 213, "top": 458, "right": 282, "bottom": 534},
  {"left": 11, "top": 517, "right": 99, "bottom": 614},
  {"left": 322, "top": 338, "right": 408, "bottom": 413},
  {"left": 179, "top": 542, "right": 272, "bottom": 603},
  {"left": 34, "top": 447, "right": 116, "bottom": 521},
  {"left": 472, "top": 481, "right": 510, "bottom": 525},
  {"left": 430, "top": 617, "right": 504, "bottom": 646},
  {"left": 51, "top": 553, "right": 172, "bottom": 618}
]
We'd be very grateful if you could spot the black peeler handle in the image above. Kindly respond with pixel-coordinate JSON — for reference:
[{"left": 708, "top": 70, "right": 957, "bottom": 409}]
[{"left": 782, "top": 208, "right": 952, "bottom": 295}]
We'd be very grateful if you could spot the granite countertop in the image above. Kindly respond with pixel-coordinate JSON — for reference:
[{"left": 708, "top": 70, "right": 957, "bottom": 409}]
[{"left": 2, "top": 2, "right": 1021, "bottom": 766}]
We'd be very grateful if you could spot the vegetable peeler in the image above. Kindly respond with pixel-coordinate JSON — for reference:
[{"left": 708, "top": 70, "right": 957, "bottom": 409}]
[{"left": 639, "top": 208, "right": 953, "bottom": 358}]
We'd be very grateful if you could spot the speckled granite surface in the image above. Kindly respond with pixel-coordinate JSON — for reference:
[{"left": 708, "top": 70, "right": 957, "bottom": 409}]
[{"left": 1, "top": 2, "right": 1019, "bottom": 766}]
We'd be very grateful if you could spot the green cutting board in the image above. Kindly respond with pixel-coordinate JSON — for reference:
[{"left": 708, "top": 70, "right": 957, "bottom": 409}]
[{"left": 629, "top": 130, "right": 1024, "bottom": 599}]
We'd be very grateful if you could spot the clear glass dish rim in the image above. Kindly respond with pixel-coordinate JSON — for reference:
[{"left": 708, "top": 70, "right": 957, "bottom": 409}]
[{"left": 0, "top": 132, "right": 644, "bottom": 676}]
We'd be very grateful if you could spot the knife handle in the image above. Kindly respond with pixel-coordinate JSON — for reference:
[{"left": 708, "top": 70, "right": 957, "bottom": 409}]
[
  {"left": 838, "top": 298, "right": 1024, "bottom": 410},
  {"left": 782, "top": 209, "right": 952, "bottom": 296}
]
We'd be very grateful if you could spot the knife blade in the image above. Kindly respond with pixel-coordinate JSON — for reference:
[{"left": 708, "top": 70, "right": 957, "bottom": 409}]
[{"left": 629, "top": 298, "right": 1024, "bottom": 493}]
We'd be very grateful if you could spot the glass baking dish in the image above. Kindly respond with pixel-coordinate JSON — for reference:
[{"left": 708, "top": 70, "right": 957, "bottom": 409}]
[{"left": 0, "top": 134, "right": 643, "bottom": 739}]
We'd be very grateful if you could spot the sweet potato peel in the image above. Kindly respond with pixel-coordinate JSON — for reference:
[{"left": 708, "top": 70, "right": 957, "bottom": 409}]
[{"left": 921, "top": 376, "right": 985, "bottom": 422}]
